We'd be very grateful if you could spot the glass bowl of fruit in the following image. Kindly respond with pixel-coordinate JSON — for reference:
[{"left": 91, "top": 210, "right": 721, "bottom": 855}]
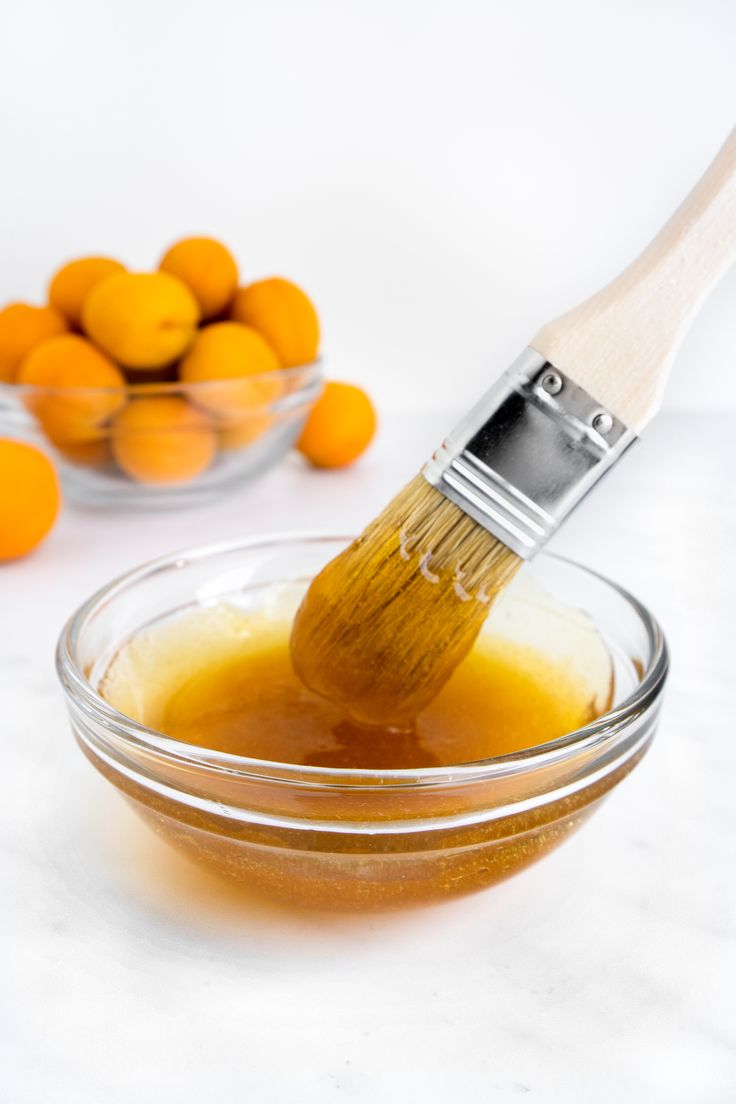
[
  {"left": 0, "top": 240, "right": 325, "bottom": 507},
  {"left": 2, "top": 360, "right": 323, "bottom": 508},
  {"left": 57, "top": 533, "right": 668, "bottom": 911}
]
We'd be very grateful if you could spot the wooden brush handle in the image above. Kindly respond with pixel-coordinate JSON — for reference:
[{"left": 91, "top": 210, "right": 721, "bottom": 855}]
[{"left": 531, "top": 128, "right": 736, "bottom": 431}]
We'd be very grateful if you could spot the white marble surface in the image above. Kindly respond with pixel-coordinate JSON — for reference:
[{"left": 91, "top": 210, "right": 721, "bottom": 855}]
[{"left": 3, "top": 412, "right": 735, "bottom": 1102}]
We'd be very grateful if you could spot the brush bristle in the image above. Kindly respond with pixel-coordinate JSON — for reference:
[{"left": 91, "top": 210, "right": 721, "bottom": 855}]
[{"left": 290, "top": 473, "right": 522, "bottom": 726}]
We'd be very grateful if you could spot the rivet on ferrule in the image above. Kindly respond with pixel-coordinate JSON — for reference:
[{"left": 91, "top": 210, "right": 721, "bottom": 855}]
[
  {"left": 540, "top": 371, "right": 563, "bottom": 395},
  {"left": 592, "top": 411, "right": 614, "bottom": 435}
]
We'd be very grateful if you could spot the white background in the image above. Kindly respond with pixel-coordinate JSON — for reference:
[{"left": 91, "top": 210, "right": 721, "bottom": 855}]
[
  {"left": 3, "top": 5, "right": 736, "bottom": 1100},
  {"left": 1, "top": 0, "right": 735, "bottom": 415}
]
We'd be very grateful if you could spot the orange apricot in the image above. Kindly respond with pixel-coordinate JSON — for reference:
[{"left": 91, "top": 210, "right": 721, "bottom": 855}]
[
  {"left": 112, "top": 397, "right": 217, "bottom": 484},
  {"left": 230, "top": 277, "right": 319, "bottom": 368},
  {"left": 159, "top": 237, "right": 238, "bottom": 320},
  {"left": 297, "top": 381, "right": 376, "bottom": 468},
  {"left": 218, "top": 412, "right": 273, "bottom": 451},
  {"left": 0, "top": 439, "right": 60, "bottom": 560},
  {"left": 0, "top": 303, "right": 68, "bottom": 383},
  {"left": 83, "top": 272, "right": 200, "bottom": 368},
  {"left": 179, "top": 321, "right": 282, "bottom": 418},
  {"left": 53, "top": 439, "right": 113, "bottom": 468},
  {"left": 48, "top": 256, "right": 126, "bottom": 329},
  {"left": 17, "top": 334, "right": 125, "bottom": 444}
]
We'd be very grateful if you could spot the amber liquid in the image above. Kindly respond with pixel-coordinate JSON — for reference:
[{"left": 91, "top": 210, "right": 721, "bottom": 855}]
[
  {"left": 97, "top": 603, "right": 623, "bottom": 909},
  {"left": 102, "top": 604, "right": 602, "bottom": 767}
]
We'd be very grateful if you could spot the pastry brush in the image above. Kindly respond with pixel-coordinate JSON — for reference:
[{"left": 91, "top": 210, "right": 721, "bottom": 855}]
[{"left": 291, "top": 127, "right": 736, "bottom": 726}]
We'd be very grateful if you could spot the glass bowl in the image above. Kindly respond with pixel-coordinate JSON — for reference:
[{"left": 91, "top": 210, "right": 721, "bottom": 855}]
[
  {"left": 56, "top": 534, "right": 668, "bottom": 910},
  {"left": 0, "top": 363, "right": 322, "bottom": 508}
]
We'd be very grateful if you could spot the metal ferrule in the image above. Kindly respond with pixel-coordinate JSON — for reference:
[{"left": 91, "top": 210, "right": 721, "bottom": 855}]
[{"left": 422, "top": 349, "right": 637, "bottom": 560}]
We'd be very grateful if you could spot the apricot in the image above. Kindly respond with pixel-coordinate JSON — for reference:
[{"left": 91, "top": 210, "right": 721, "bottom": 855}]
[
  {"left": 218, "top": 412, "right": 273, "bottom": 451},
  {"left": 48, "top": 256, "right": 126, "bottom": 329},
  {"left": 297, "top": 381, "right": 376, "bottom": 468},
  {"left": 17, "top": 334, "right": 125, "bottom": 445},
  {"left": 83, "top": 272, "right": 200, "bottom": 368},
  {"left": 0, "top": 439, "right": 60, "bottom": 560},
  {"left": 54, "top": 439, "right": 112, "bottom": 468},
  {"left": 112, "top": 397, "right": 217, "bottom": 484},
  {"left": 159, "top": 237, "right": 238, "bottom": 320},
  {"left": 230, "top": 277, "right": 319, "bottom": 368},
  {"left": 179, "top": 321, "right": 282, "bottom": 420},
  {"left": 0, "top": 303, "right": 68, "bottom": 383}
]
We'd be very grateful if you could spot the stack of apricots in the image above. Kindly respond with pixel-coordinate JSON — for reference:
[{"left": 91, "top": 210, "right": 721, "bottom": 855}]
[{"left": 0, "top": 237, "right": 376, "bottom": 503}]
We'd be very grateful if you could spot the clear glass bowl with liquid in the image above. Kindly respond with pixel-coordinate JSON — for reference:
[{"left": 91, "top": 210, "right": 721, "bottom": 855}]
[{"left": 56, "top": 534, "right": 668, "bottom": 910}]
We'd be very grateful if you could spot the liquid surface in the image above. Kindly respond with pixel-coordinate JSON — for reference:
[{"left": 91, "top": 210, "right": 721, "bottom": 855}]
[{"left": 101, "top": 603, "right": 606, "bottom": 768}]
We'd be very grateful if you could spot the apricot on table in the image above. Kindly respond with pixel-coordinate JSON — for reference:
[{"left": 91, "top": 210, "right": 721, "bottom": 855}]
[
  {"left": 179, "top": 321, "right": 282, "bottom": 430},
  {"left": 230, "top": 277, "right": 319, "bottom": 368},
  {"left": 112, "top": 397, "right": 217, "bottom": 484},
  {"left": 159, "top": 237, "right": 238, "bottom": 320},
  {"left": 83, "top": 272, "right": 200, "bottom": 368},
  {"left": 48, "top": 256, "right": 126, "bottom": 329},
  {"left": 297, "top": 380, "right": 376, "bottom": 468},
  {"left": 17, "top": 334, "right": 125, "bottom": 445},
  {"left": 0, "top": 439, "right": 60, "bottom": 561},
  {"left": 0, "top": 303, "right": 68, "bottom": 383}
]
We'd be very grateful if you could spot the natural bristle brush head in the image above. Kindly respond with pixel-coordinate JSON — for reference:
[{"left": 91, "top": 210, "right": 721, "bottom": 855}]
[{"left": 290, "top": 473, "right": 522, "bottom": 726}]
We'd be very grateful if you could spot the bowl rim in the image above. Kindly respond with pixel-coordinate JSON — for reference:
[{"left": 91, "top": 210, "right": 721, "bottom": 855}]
[
  {"left": 0, "top": 359, "right": 322, "bottom": 410},
  {"left": 56, "top": 531, "right": 669, "bottom": 786}
]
